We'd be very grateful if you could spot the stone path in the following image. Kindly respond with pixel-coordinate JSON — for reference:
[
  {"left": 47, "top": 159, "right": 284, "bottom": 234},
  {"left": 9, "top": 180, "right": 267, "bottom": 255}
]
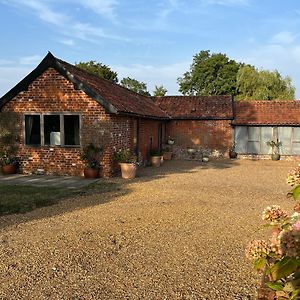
[{"left": 0, "top": 174, "right": 99, "bottom": 189}]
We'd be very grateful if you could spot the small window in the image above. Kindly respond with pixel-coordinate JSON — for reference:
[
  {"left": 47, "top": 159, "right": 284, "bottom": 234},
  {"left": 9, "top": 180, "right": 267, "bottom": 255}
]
[
  {"left": 25, "top": 115, "right": 41, "bottom": 146},
  {"left": 44, "top": 115, "right": 60, "bottom": 146},
  {"left": 64, "top": 115, "right": 80, "bottom": 146}
]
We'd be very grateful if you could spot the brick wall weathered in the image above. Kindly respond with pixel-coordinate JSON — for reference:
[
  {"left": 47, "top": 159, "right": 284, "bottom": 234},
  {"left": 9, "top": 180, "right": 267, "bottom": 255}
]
[
  {"left": 0, "top": 68, "right": 134, "bottom": 177},
  {"left": 166, "top": 120, "right": 233, "bottom": 157}
]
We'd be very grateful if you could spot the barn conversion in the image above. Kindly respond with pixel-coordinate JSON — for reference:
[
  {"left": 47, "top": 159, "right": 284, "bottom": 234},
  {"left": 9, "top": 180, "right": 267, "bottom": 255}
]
[{"left": 0, "top": 52, "right": 300, "bottom": 177}]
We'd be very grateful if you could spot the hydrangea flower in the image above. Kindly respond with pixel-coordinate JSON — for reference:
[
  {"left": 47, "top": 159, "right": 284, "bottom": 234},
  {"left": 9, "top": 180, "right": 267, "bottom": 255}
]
[
  {"left": 279, "top": 229, "right": 300, "bottom": 258},
  {"left": 287, "top": 166, "right": 300, "bottom": 187},
  {"left": 262, "top": 205, "right": 288, "bottom": 225},
  {"left": 245, "top": 240, "right": 272, "bottom": 260}
]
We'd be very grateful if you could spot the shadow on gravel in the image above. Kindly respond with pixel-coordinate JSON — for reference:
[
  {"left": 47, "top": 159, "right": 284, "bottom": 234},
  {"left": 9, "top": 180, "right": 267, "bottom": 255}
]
[{"left": 0, "top": 159, "right": 239, "bottom": 230}]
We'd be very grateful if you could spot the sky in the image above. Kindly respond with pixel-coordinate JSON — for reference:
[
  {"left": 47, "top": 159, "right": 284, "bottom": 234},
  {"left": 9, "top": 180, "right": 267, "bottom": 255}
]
[{"left": 1, "top": 0, "right": 300, "bottom": 97}]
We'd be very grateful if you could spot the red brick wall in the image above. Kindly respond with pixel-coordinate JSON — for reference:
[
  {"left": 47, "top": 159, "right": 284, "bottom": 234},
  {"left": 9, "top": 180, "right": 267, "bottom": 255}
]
[
  {"left": 138, "top": 119, "right": 162, "bottom": 161},
  {"left": 1, "top": 68, "right": 134, "bottom": 177},
  {"left": 166, "top": 120, "right": 233, "bottom": 153}
]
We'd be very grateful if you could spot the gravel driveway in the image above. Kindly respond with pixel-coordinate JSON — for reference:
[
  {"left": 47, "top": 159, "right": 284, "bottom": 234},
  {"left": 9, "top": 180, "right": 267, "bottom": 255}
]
[{"left": 0, "top": 159, "right": 295, "bottom": 299}]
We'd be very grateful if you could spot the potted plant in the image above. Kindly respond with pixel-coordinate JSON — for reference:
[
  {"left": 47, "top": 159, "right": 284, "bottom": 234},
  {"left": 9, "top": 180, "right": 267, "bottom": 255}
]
[
  {"left": 229, "top": 142, "right": 238, "bottom": 159},
  {"left": 114, "top": 149, "right": 137, "bottom": 179},
  {"left": 80, "top": 143, "right": 103, "bottom": 178},
  {"left": 0, "top": 132, "right": 19, "bottom": 175},
  {"left": 149, "top": 149, "right": 162, "bottom": 167},
  {"left": 266, "top": 139, "right": 282, "bottom": 161},
  {"left": 163, "top": 146, "right": 172, "bottom": 160}
]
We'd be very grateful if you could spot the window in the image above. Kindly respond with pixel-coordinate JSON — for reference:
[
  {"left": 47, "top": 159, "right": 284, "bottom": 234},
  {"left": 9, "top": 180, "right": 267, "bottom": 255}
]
[
  {"left": 25, "top": 115, "right": 41, "bottom": 146},
  {"left": 24, "top": 114, "right": 80, "bottom": 147}
]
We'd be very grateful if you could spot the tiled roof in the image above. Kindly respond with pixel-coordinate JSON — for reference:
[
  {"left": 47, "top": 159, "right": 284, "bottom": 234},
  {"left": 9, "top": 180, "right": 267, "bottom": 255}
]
[
  {"left": 234, "top": 100, "right": 300, "bottom": 125},
  {"left": 152, "top": 95, "right": 234, "bottom": 119},
  {"left": 56, "top": 59, "right": 169, "bottom": 119}
]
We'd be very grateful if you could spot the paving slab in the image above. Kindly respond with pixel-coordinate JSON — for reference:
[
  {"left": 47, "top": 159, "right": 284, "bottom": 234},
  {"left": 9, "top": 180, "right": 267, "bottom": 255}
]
[{"left": 0, "top": 174, "right": 99, "bottom": 189}]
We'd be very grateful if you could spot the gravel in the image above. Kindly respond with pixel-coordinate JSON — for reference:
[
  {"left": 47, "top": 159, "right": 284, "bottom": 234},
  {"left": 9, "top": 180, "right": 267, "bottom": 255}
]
[{"left": 0, "top": 159, "right": 295, "bottom": 299}]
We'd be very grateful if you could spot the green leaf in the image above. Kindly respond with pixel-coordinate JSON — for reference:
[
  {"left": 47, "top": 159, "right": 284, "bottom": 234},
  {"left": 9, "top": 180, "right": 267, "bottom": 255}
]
[
  {"left": 253, "top": 258, "right": 266, "bottom": 271},
  {"left": 290, "top": 289, "right": 300, "bottom": 300},
  {"left": 267, "top": 257, "right": 300, "bottom": 281},
  {"left": 290, "top": 186, "right": 300, "bottom": 200},
  {"left": 265, "top": 281, "right": 284, "bottom": 291}
]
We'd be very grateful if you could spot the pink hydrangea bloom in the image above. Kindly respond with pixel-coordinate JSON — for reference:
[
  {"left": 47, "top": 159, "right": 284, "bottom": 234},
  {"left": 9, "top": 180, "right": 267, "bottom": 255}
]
[
  {"left": 279, "top": 229, "right": 300, "bottom": 257},
  {"left": 245, "top": 240, "right": 271, "bottom": 261}
]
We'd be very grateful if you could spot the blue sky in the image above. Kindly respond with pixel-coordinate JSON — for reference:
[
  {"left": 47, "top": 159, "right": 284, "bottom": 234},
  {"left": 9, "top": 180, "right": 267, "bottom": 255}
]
[{"left": 1, "top": 0, "right": 300, "bottom": 97}]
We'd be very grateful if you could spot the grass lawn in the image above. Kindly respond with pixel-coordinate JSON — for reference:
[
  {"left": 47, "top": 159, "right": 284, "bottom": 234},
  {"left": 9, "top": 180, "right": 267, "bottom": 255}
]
[{"left": 0, "top": 181, "right": 120, "bottom": 216}]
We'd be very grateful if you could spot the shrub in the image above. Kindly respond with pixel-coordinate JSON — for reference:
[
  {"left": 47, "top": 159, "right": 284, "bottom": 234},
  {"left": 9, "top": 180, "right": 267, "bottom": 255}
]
[{"left": 113, "top": 149, "right": 137, "bottom": 164}]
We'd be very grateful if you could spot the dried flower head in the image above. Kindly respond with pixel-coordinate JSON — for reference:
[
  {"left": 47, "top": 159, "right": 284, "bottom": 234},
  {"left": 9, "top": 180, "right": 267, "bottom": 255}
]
[
  {"left": 245, "top": 240, "right": 272, "bottom": 261},
  {"left": 279, "top": 229, "right": 300, "bottom": 258},
  {"left": 262, "top": 205, "right": 288, "bottom": 225},
  {"left": 287, "top": 166, "right": 300, "bottom": 187}
]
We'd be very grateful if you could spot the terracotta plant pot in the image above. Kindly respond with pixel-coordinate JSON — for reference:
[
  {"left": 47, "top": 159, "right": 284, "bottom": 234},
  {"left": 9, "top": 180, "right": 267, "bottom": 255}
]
[
  {"left": 163, "top": 152, "right": 172, "bottom": 160},
  {"left": 119, "top": 163, "right": 137, "bottom": 179},
  {"left": 229, "top": 150, "right": 238, "bottom": 159},
  {"left": 1, "top": 164, "right": 17, "bottom": 175},
  {"left": 271, "top": 153, "right": 280, "bottom": 161},
  {"left": 150, "top": 156, "right": 161, "bottom": 167},
  {"left": 83, "top": 168, "right": 99, "bottom": 179}
]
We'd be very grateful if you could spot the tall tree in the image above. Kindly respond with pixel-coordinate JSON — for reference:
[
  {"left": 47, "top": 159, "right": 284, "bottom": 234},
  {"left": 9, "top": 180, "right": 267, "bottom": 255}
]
[
  {"left": 75, "top": 61, "right": 118, "bottom": 83},
  {"left": 236, "top": 65, "right": 295, "bottom": 100},
  {"left": 178, "top": 50, "right": 241, "bottom": 96},
  {"left": 153, "top": 85, "right": 167, "bottom": 96},
  {"left": 120, "top": 77, "right": 150, "bottom": 96}
]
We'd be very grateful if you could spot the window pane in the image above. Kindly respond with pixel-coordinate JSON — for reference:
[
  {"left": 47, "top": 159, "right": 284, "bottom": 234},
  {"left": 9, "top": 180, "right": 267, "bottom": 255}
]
[
  {"left": 25, "top": 115, "right": 41, "bottom": 145},
  {"left": 260, "top": 127, "right": 273, "bottom": 154},
  {"left": 64, "top": 115, "right": 80, "bottom": 146},
  {"left": 278, "top": 127, "right": 292, "bottom": 155},
  {"left": 248, "top": 127, "right": 260, "bottom": 141},
  {"left": 248, "top": 141, "right": 260, "bottom": 154},
  {"left": 44, "top": 115, "right": 60, "bottom": 145},
  {"left": 293, "top": 128, "right": 300, "bottom": 142},
  {"left": 235, "top": 126, "right": 247, "bottom": 153}
]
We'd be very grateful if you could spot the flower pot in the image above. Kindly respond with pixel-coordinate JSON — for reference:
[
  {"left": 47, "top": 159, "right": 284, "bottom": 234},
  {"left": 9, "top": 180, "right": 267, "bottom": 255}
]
[
  {"left": 167, "top": 139, "right": 175, "bottom": 145},
  {"left": 150, "top": 156, "right": 161, "bottom": 167},
  {"left": 83, "top": 168, "right": 99, "bottom": 179},
  {"left": 202, "top": 157, "right": 209, "bottom": 162},
  {"left": 271, "top": 154, "right": 280, "bottom": 161},
  {"left": 119, "top": 163, "right": 137, "bottom": 179},
  {"left": 1, "top": 164, "right": 16, "bottom": 175},
  {"left": 163, "top": 151, "right": 172, "bottom": 160},
  {"left": 229, "top": 150, "right": 237, "bottom": 159}
]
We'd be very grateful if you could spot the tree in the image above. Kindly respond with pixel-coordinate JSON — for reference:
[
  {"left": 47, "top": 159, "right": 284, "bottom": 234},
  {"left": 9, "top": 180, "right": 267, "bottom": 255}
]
[
  {"left": 75, "top": 61, "right": 118, "bottom": 83},
  {"left": 236, "top": 65, "right": 295, "bottom": 100},
  {"left": 153, "top": 85, "right": 167, "bottom": 96},
  {"left": 177, "top": 50, "right": 241, "bottom": 96},
  {"left": 120, "top": 77, "right": 150, "bottom": 96}
]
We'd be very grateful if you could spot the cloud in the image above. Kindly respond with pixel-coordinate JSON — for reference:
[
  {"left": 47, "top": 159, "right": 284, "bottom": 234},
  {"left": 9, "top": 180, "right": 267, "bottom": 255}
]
[
  {"left": 204, "top": 0, "right": 249, "bottom": 6},
  {"left": 19, "top": 55, "right": 42, "bottom": 65},
  {"left": 59, "top": 39, "right": 75, "bottom": 46},
  {"left": 113, "top": 61, "right": 189, "bottom": 95},
  {"left": 75, "top": 0, "right": 119, "bottom": 22},
  {"left": 2, "top": 0, "right": 126, "bottom": 43},
  {"left": 271, "top": 31, "right": 297, "bottom": 45}
]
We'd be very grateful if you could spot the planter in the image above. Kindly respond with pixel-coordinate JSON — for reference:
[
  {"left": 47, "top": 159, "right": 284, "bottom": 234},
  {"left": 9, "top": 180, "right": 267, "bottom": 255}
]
[
  {"left": 163, "top": 151, "right": 172, "bottom": 160},
  {"left": 167, "top": 139, "right": 175, "bottom": 145},
  {"left": 1, "top": 164, "right": 17, "bottom": 175},
  {"left": 119, "top": 163, "right": 137, "bottom": 179},
  {"left": 83, "top": 168, "right": 99, "bottom": 179},
  {"left": 202, "top": 157, "right": 209, "bottom": 162},
  {"left": 150, "top": 156, "right": 161, "bottom": 167},
  {"left": 271, "top": 153, "right": 280, "bottom": 161},
  {"left": 229, "top": 150, "right": 238, "bottom": 159}
]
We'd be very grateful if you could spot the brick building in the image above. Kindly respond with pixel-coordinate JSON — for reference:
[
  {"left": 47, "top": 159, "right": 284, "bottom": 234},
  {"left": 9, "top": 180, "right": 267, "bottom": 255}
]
[{"left": 0, "top": 52, "right": 299, "bottom": 176}]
